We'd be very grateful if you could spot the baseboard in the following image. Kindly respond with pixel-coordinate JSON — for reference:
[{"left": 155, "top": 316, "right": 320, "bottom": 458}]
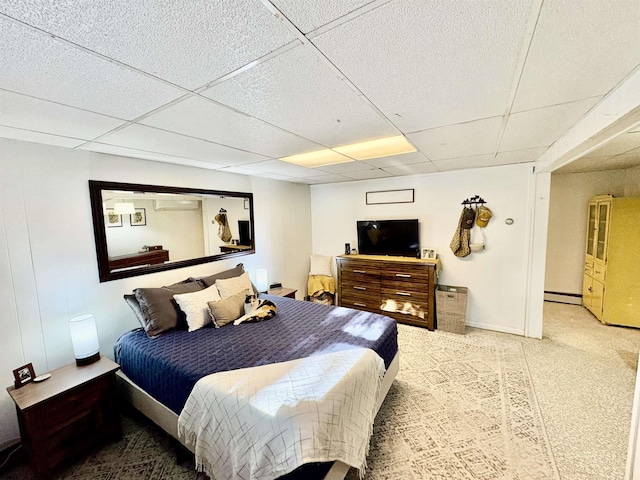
[
  {"left": 0, "top": 439, "right": 25, "bottom": 473},
  {"left": 544, "top": 291, "right": 582, "bottom": 305}
]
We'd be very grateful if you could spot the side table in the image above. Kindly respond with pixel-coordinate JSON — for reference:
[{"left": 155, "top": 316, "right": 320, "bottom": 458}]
[
  {"left": 267, "top": 287, "right": 297, "bottom": 299},
  {"left": 7, "top": 356, "right": 122, "bottom": 479}
]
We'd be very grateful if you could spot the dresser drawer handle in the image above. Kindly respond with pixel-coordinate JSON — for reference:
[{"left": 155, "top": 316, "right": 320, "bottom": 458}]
[
  {"left": 353, "top": 286, "right": 366, "bottom": 290},
  {"left": 395, "top": 273, "right": 411, "bottom": 278},
  {"left": 353, "top": 270, "right": 367, "bottom": 274},
  {"left": 395, "top": 292, "right": 411, "bottom": 296},
  {"left": 353, "top": 302, "right": 367, "bottom": 307}
]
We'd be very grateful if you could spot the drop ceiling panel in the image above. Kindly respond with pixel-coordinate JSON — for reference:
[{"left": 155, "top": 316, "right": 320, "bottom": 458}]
[
  {"left": 300, "top": 173, "right": 353, "bottom": 183},
  {"left": 582, "top": 131, "right": 640, "bottom": 157},
  {"left": 202, "top": 45, "right": 397, "bottom": 147},
  {"left": 315, "top": 160, "right": 376, "bottom": 174},
  {"left": 0, "top": 90, "right": 125, "bottom": 139},
  {"left": 341, "top": 168, "right": 389, "bottom": 180},
  {"left": 494, "top": 147, "right": 546, "bottom": 165},
  {"left": 499, "top": 97, "right": 600, "bottom": 152},
  {"left": 96, "top": 124, "right": 270, "bottom": 166},
  {"left": 77, "top": 143, "right": 226, "bottom": 169},
  {"left": 0, "top": 0, "right": 296, "bottom": 89},
  {"left": 555, "top": 154, "right": 640, "bottom": 174},
  {"left": 140, "top": 96, "right": 320, "bottom": 158},
  {"left": 271, "top": 0, "right": 376, "bottom": 34},
  {"left": 432, "top": 154, "right": 495, "bottom": 171},
  {"left": 364, "top": 151, "right": 431, "bottom": 168},
  {"left": 312, "top": 0, "right": 533, "bottom": 133},
  {"left": 512, "top": 0, "right": 640, "bottom": 112},
  {"left": 244, "top": 159, "right": 321, "bottom": 178},
  {"left": 0, "top": 20, "right": 184, "bottom": 120},
  {"left": 0, "top": 126, "right": 85, "bottom": 148},
  {"left": 408, "top": 117, "right": 503, "bottom": 161},
  {"left": 382, "top": 162, "right": 439, "bottom": 176}
]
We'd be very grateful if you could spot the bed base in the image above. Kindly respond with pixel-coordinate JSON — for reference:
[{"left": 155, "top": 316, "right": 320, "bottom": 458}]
[{"left": 116, "top": 352, "right": 399, "bottom": 480}]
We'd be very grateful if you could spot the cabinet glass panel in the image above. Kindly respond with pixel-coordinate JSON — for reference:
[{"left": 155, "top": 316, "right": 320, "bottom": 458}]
[
  {"left": 596, "top": 203, "right": 609, "bottom": 261},
  {"left": 586, "top": 204, "right": 596, "bottom": 256}
]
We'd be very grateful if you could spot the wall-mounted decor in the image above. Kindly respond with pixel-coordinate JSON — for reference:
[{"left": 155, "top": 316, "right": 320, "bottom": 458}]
[
  {"left": 105, "top": 209, "right": 122, "bottom": 228},
  {"left": 130, "top": 208, "right": 146, "bottom": 226},
  {"left": 366, "top": 189, "right": 414, "bottom": 205},
  {"left": 422, "top": 248, "right": 437, "bottom": 260},
  {"left": 244, "top": 198, "right": 249, "bottom": 210}
]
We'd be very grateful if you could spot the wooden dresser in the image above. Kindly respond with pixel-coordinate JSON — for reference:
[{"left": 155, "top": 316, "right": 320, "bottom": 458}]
[{"left": 336, "top": 254, "right": 439, "bottom": 330}]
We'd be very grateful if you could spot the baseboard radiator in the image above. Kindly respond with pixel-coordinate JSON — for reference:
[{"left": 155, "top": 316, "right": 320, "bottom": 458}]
[{"left": 543, "top": 291, "right": 582, "bottom": 305}]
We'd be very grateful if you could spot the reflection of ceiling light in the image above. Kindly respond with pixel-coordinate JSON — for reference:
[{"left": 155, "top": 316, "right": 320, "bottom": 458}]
[
  {"left": 333, "top": 135, "right": 417, "bottom": 160},
  {"left": 280, "top": 150, "right": 352, "bottom": 167},
  {"left": 279, "top": 135, "right": 417, "bottom": 167},
  {"left": 113, "top": 202, "right": 135, "bottom": 215}
]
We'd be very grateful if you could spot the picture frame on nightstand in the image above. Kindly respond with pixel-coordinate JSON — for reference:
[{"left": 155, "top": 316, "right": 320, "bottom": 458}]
[{"left": 13, "top": 362, "right": 36, "bottom": 388}]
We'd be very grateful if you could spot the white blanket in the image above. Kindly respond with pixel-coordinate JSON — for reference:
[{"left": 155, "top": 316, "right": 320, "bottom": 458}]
[{"left": 177, "top": 347, "right": 385, "bottom": 480}]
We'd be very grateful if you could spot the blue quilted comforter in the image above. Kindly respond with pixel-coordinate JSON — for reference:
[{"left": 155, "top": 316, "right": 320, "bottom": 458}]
[{"left": 115, "top": 295, "right": 398, "bottom": 415}]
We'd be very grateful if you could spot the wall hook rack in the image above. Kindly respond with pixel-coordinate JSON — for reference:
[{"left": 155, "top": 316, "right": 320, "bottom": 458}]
[{"left": 461, "top": 195, "right": 486, "bottom": 206}]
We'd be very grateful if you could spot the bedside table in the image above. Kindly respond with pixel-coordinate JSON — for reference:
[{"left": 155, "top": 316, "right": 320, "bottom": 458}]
[
  {"left": 7, "top": 357, "right": 122, "bottom": 479},
  {"left": 267, "top": 287, "right": 297, "bottom": 299}
]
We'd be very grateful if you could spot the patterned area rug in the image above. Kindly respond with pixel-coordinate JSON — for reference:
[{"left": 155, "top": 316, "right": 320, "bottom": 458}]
[{"left": 347, "top": 324, "right": 560, "bottom": 480}]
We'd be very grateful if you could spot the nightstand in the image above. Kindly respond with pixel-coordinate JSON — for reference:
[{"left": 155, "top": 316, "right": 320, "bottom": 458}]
[
  {"left": 7, "top": 357, "right": 122, "bottom": 479},
  {"left": 267, "top": 287, "right": 297, "bottom": 299}
]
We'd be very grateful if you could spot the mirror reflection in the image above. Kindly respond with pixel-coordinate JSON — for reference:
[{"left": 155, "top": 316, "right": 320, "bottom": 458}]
[{"left": 89, "top": 181, "right": 254, "bottom": 282}]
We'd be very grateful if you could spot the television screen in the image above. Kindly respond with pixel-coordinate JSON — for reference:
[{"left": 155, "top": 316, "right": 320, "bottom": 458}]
[{"left": 357, "top": 219, "right": 419, "bottom": 257}]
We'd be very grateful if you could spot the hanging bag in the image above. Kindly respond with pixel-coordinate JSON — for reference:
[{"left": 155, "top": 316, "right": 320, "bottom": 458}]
[{"left": 450, "top": 208, "right": 471, "bottom": 257}]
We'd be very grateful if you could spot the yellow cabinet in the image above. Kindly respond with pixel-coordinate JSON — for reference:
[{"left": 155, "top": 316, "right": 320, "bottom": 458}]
[{"left": 582, "top": 195, "right": 640, "bottom": 327}]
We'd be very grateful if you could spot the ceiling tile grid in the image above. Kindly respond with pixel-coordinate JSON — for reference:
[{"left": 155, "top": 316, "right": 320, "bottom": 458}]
[
  {"left": 140, "top": 95, "right": 322, "bottom": 158},
  {"left": 271, "top": 0, "right": 377, "bottom": 34},
  {"left": 432, "top": 154, "right": 496, "bottom": 172},
  {"left": 0, "top": 0, "right": 297, "bottom": 90},
  {"left": 0, "top": 125, "right": 85, "bottom": 148},
  {"left": 407, "top": 117, "right": 503, "bottom": 161},
  {"left": 0, "top": 19, "right": 185, "bottom": 120},
  {"left": 511, "top": 0, "right": 640, "bottom": 113},
  {"left": 202, "top": 44, "right": 397, "bottom": 147},
  {"left": 382, "top": 161, "right": 439, "bottom": 176},
  {"left": 311, "top": 0, "right": 534, "bottom": 133},
  {"left": 95, "top": 124, "right": 271, "bottom": 166},
  {"left": 0, "top": 89, "right": 126, "bottom": 139}
]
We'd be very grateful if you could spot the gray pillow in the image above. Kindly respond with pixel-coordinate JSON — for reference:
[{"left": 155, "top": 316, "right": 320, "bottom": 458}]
[
  {"left": 124, "top": 294, "right": 146, "bottom": 329},
  {"left": 195, "top": 263, "right": 245, "bottom": 288},
  {"left": 134, "top": 281, "right": 204, "bottom": 337},
  {"left": 208, "top": 290, "right": 250, "bottom": 328}
]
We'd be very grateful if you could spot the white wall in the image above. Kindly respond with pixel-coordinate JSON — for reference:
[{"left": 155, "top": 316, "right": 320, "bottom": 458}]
[
  {"left": 545, "top": 170, "right": 626, "bottom": 295},
  {"left": 311, "top": 163, "right": 542, "bottom": 336},
  {"left": 625, "top": 165, "right": 640, "bottom": 196},
  {"left": 0, "top": 138, "right": 312, "bottom": 447}
]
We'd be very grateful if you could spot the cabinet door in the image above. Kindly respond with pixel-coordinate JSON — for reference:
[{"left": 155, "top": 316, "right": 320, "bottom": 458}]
[
  {"left": 585, "top": 203, "right": 597, "bottom": 260},
  {"left": 595, "top": 201, "right": 610, "bottom": 263},
  {"left": 590, "top": 279, "right": 604, "bottom": 319},
  {"left": 582, "top": 274, "right": 592, "bottom": 309}
]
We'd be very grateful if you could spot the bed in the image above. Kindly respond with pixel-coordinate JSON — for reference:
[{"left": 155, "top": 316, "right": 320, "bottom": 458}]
[{"left": 115, "top": 268, "right": 399, "bottom": 480}]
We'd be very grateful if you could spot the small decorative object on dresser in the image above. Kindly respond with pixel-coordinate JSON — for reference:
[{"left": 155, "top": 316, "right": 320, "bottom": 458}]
[
  {"left": 421, "top": 248, "right": 437, "bottom": 260},
  {"left": 12, "top": 363, "right": 36, "bottom": 389}
]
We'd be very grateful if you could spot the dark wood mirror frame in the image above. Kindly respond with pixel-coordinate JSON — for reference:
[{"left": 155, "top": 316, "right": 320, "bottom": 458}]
[{"left": 89, "top": 180, "right": 255, "bottom": 282}]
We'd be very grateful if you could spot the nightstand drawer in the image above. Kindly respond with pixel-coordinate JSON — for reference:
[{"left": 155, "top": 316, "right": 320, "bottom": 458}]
[{"left": 40, "top": 379, "right": 105, "bottom": 433}]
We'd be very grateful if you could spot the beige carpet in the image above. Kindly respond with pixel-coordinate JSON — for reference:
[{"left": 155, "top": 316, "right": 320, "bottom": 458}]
[{"left": 347, "top": 324, "right": 559, "bottom": 480}]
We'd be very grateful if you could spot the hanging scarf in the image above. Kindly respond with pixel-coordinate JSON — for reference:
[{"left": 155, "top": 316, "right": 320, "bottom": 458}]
[
  {"left": 214, "top": 213, "right": 232, "bottom": 243},
  {"left": 450, "top": 208, "right": 472, "bottom": 257}
]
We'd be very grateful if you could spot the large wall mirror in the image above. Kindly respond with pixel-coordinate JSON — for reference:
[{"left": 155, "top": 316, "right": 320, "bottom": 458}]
[{"left": 89, "top": 180, "right": 254, "bottom": 282}]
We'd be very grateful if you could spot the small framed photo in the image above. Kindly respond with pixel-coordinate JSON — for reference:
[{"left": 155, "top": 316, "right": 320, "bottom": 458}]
[
  {"left": 421, "top": 248, "right": 437, "bottom": 260},
  {"left": 130, "top": 208, "right": 146, "bottom": 226},
  {"left": 105, "top": 209, "right": 122, "bottom": 228},
  {"left": 13, "top": 363, "right": 36, "bottom": 389}
]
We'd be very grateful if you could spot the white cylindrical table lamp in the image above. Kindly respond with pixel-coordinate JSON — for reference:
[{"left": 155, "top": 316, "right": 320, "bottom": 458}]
[
  {"left": 256, "top": 268, "right": 269, "bottom": 293},
  {"left": 69, "top": 314, "right": 100, "bottom": 366}
]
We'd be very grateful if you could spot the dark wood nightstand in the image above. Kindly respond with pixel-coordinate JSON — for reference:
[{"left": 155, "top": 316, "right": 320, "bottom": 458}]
[
  {"left": 267, "top": 287, "right": 297, "bottom": 299},
  {"left": 7, "top": 357, "right": 122, "bottom": 479}
]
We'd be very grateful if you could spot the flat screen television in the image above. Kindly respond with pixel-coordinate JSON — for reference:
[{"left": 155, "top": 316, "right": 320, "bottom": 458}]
[{"left": 357, "top": 219, "right": 419, "bottom": 257}]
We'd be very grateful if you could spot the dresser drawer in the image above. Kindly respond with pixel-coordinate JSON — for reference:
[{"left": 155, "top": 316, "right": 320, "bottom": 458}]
[
  {"left": 340, "top": 261, "right": 380, "bottom": 277},
  {"left": 380, "top": 262, "right": 429, "bottom": 278},
  {"left": 341, "top": 270, "right": 381, "bottom": 287},
  {"left": 381, "top": 298, "right": 428, "bottom": 320},
  {"left": 341, "top": 281, "right": 380, "bottom": 297},
  {"left": 381, "top": 287, "right": 428, "bottom": 302},
  {"left": 340, "top": 292, "right": 381, "bottom": 312}
]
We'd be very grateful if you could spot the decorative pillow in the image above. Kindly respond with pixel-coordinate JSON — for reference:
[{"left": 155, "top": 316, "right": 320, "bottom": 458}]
[
  {"left": 124, "top": 294, "right": 146, "bottom": 329},
  {"left": 195, "top": 263, "right": 245, "bottom": 288},
  {"left": 234, "top": 299, "right": 277, "bottom": 326},
  {"left": 173, "top": 284, "right": 222, "bottom": 332},
  {"left": 310, "top": 255, "right": 333, "bottom": 276},
  {"left": 134, "top": 280, "right": 203, "bottom": 338},
  {"left": 208, "top": 290, "right": 250, "bottom": 328},
  {"left": 215, "top": 271, "right": 254, "bottom": 299}
]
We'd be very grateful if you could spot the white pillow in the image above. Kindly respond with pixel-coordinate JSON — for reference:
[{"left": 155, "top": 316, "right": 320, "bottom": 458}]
[
  {"left": 173, "top": 284, "right": 222, "bottom": 332},
  {"left": 215, "top": 271, "right": 254, "bottom": 299},
  {"left": 310, "top": 255, "right": 333, "bottom": 276}
]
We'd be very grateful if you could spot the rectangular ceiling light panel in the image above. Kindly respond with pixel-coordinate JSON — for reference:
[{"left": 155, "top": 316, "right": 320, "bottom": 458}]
[
  {"left": 280, "top": 149, "right": 353, "bottom": 167},
  {"left": 333, "top": 135, "right": 417, "bottom": 160}
]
